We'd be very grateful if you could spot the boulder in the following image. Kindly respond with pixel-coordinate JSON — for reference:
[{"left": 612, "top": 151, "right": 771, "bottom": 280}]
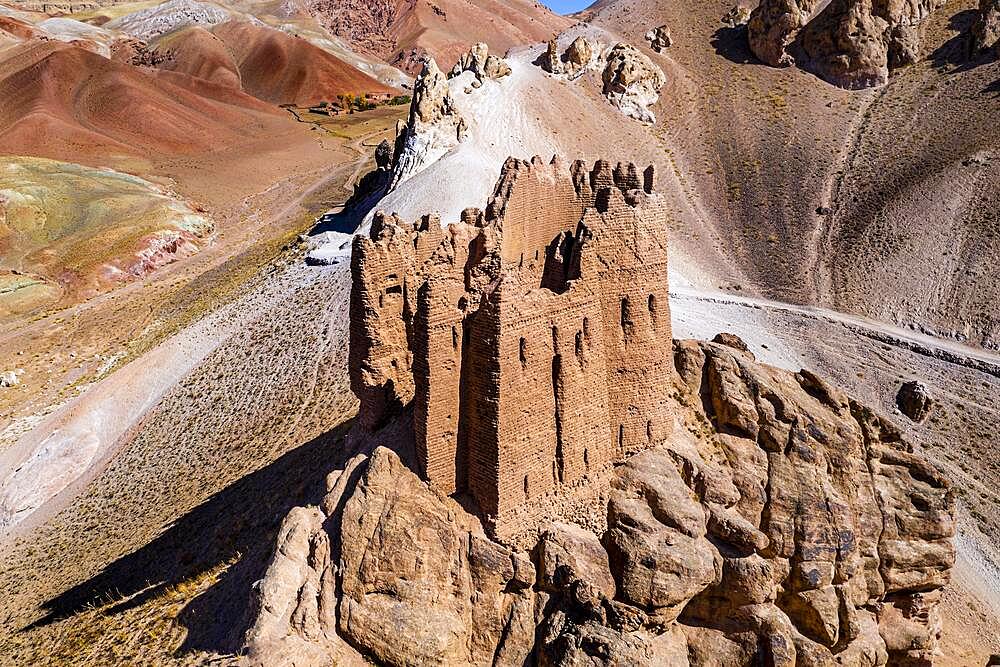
[
  {"left": 601, "top": 43, "right": 666, "bottom": 124},
  {"left": 0, "top": 370, "right": 18, "bottom": 387},
  {"left": 540, "top": 36, "right": 596, "bottom": 78},
  {"left": 722, "top": 5, "right": 752, "bottom": 27},
  {"left": 646, "top": 25, "right": 673, "bottom": 52},
  {"left": 712, "top": 331, "right": 751, "bottom": 354},
  {"left": 537, "top": 522, "right": 616, "bottom": 605},
  {"left": 374, "top": 139, "right": 392, "bottom": 170},
  {"left": 748, "top": 0, "right": 821, "bottom": 66},
  {"left": 896, "top": 379, "right": 933, "bottom": 422},
  {"left": 449, "top": 42, "right": 511, "bottom": 80}
]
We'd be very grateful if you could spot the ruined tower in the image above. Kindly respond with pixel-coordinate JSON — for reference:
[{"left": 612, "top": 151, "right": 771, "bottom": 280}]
[{"left": 349, "top": 156, "right": 672, "bottom": 540}]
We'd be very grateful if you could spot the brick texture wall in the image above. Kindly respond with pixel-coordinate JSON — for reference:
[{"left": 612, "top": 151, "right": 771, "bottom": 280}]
[{"left": 349, "top": 156, "right": 671, "bottom": 540}]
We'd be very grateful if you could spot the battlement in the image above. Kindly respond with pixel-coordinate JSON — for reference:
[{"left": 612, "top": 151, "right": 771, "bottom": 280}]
[{"left": 349, "top": 156, "right": 672, "bottom": 540}]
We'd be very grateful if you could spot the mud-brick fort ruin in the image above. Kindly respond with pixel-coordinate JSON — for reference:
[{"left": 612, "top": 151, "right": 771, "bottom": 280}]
[{"left": 349, "top": 156, "right": 672, "bottom": 539}]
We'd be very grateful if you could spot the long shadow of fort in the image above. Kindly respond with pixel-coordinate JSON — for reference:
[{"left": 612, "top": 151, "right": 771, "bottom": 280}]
[{"left": 25, "top": 418, "right": 356, "bottom": 656}]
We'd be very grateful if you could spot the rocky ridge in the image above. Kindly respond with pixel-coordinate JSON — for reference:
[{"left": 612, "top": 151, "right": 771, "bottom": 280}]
[
  {"left": 539, "top": 36, "right": 665, "bottom": 124},
  {"left": 246, "top": 326, "right": 954, "bottom": 665},
  {"left": 390, "top": 57, "right": 467, "bottom": 188}
]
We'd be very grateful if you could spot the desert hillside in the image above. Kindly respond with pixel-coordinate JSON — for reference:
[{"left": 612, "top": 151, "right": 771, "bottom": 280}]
[
  {"left": 306, "top": 0, "right": 573, "bottom": 71},
  {"left": 584, "top": 0, "right": 1000, "bottom": 349}
]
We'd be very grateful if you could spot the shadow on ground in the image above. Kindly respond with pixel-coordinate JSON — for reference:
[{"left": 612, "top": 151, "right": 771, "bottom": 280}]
[
  {"left": 311, "top": 167, "right": 393, "bottom": 236},
  {"left": 26, "top": 418, "right": 356, "bottom": 656},
  {"left": 711, "top": 25, "right": 758, "bottom": 66}
]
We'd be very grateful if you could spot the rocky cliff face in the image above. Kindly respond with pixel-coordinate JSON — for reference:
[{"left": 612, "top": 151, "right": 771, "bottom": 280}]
[
  {"left": 748, "top": 0, "right": 946, "bottom": 88},
  {"left": 390, "top": 57, "right": 466, "bottom": 188},
  {"left": 245, "top": 337, "right": 954, "bottom": 666}
]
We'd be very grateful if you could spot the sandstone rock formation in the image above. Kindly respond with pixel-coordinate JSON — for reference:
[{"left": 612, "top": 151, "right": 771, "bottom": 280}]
[
  {"left": 972, "top": 0, "right": 1000, "bottom": 56},
  {"left": 646, "top": 24, "right": 673, "bottom": 52},
  {"left": 897, "top": 379, "right": 933, "bottom": 422},
  {"left": 247, "top": 332, "right": 955, "bottom": 665},
  {"left": 389, "top": 57, "right": 466, "bottom": 188},
  {"left": 748, "top": 0, "right": 946, "bottom": 88},
  {"left": 601, "top": 44, "right": 666, "bottom": 124},
  {"left": 448, "top": 42, "right": 512, "bottom": 81},
  {"left": 350, "top": 156, "right": 669, "bottom": 541},
  {"left": 748, "top": 0, "right": 822, "bottom": 67},
  {"left": 541, "top": 36, "right": 597, "bottom": 78}
]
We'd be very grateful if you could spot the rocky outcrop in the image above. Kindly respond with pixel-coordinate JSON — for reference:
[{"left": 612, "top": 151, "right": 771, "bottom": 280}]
[
  {"left": 448, "top": 42, "right": 512, "bottom": 80},
  {"left": 646, "top": 25, "right": 673, "bottom": 52},
  {"left": 897, "top": 379, "right": 933, "bottom": 422},
  {"left": 247, "top": 336, "right": 954, "bottom": 665},
  {"left": 374, "top": 138, "right": 392, "bottom": 169},
  {"left": 971, "top": 0, "right": 1000, "bottom": 56},
  {"left": 541, "top": 36, "right": 597, "bottom": 78},
  {"left": 748, "top": 0, "right": 822, "bottom": 66},
  {"left": 389, "top": 57, "right": 466, "bottom": 187},
  {"left": 748, "top": 0, "right": 946, "bottom": 88},
  {"left": 601, "top": 43, "right": 666, "bottom": 124}
]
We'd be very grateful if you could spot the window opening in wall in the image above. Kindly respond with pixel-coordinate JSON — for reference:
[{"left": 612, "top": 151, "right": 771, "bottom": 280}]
[
  {"left": 648, "top": 294, "right": 657, "bottom": 327},
  {"left": 575, "top": 331, "right": 584, "bottom": 361},
  {"left": 620, "top": 297, "right": 629, "bottom": 335},
  {"left": 519, "top": 337, "right": 527, "bottom": 367},
  {"left": 618, "top": 423, "right": 624, "bottom": 450},
  {"left": 453, "top": 326, "right": 460, "bottom": 350},
  {"left": 584, "top": 448, "right": 589, "bottom": 470},
  {"left": 524, "top": 475, "right": 529, "bottom": 497},
  {"left": 583, "top": 317, "right": 591, "bottom": 343},
  {"left": 386, "top": 285, "right": 402, "bottom": 295},
  {"left": 551, "top": 326, "right": 558, "bottom": 351},
  {"left": 646, "top": 420, "right": 653, "bottom": 443}
]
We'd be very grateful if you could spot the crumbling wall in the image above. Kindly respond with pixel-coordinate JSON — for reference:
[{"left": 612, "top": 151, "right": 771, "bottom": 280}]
[{"left": 349, "top": 155, "right": 671, "bottom": 539}]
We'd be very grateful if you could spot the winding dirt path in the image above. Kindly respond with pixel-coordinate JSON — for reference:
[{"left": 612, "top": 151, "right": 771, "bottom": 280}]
[{"left": 671, "top": 287, "right": 1000, "bottom": 377}]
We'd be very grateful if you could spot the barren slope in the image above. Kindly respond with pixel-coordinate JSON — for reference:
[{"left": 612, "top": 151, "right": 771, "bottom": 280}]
[
  {"left": 580, "top": 0, "right": 1000, "bottom": 350},
  {"left": 307, "top": 0, "right": 572, "bottom": 72},
  {"left": 208, "top": 20, "right": 396, "bottom": 105},
  {"left": 0, "top": 39, "right": 286, "bottom": 164}
]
